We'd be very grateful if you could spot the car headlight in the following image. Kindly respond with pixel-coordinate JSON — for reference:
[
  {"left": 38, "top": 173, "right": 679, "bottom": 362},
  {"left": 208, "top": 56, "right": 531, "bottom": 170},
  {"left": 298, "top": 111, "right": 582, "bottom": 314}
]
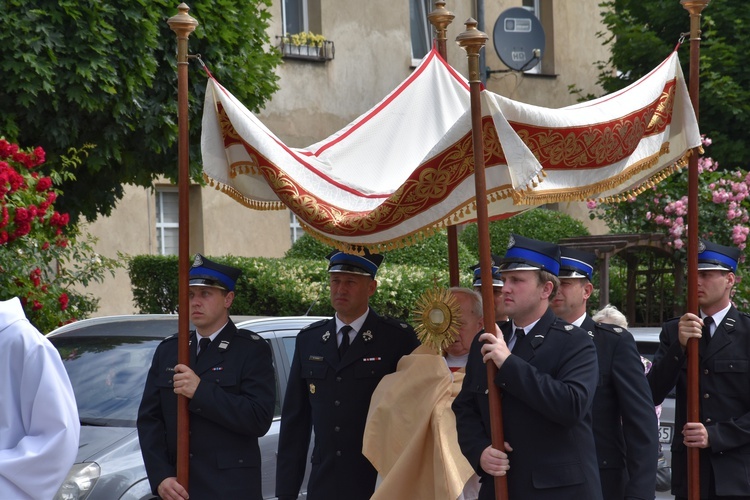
[{"left": 54, "top": 463, "right": 100, "bottom": 500}]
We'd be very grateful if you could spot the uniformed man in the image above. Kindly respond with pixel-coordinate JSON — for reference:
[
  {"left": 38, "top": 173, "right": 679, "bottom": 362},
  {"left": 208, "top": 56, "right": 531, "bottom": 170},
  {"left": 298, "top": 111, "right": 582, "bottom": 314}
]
[
  {"left": 453, "top": 234, "right": 602, "bottom": 500},
  {"left": 552, "top": 246, "right": 658, "bottom": 499},
  {"left": 648, "top": 239, "right": 750, "bottom": 499},
  {"left": 137, "top": 255, "right": 275, "bottom": 500},
  {"left": 275, "top": 249, "right": 420, "bottom": 500},
  {"left": 471, "top": 254, "right": 509, "bottom": 323}
]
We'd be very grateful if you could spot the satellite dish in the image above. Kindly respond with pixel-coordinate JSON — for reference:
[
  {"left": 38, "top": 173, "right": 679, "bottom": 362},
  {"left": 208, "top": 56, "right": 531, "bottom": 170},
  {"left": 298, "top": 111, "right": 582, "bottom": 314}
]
[{"left": 492, "top": 7, "right": 545, "bottom": 71}]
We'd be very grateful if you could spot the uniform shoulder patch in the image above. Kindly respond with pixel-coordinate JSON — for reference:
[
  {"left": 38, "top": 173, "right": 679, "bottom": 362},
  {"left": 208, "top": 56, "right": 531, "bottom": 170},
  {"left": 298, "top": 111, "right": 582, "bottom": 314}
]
[
  {"left": 237, "top": 328, "right": 262, "bottom": 340},
  {"left": 594, "top": 322, "right": 624, "bottom": 336}
]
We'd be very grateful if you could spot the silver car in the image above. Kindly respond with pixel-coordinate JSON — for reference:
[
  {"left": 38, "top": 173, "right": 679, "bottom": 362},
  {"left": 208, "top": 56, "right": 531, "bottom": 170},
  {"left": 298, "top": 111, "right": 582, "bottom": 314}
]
[{"left": 47, "top": 314, "right": 322, "bottom": 500}]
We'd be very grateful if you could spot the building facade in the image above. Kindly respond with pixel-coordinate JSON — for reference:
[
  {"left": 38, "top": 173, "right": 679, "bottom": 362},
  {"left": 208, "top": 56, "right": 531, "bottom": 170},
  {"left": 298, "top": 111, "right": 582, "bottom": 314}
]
[{"left": 80, "top": 0, "right": 611, "bottom": 316}]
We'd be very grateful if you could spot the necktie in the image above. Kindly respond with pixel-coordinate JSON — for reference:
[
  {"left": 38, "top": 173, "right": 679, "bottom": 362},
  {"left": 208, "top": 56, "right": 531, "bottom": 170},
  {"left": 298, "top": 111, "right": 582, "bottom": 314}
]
[
  {"left": 197, "top": 337, "right": 211, "bottom": 359},
  {"left": 512, "top": 328, "right": 525, "bottom": 351},
  {"left": 339, "top": 325, "right": 352, "bottom": 359},
  {"left": 702, "top": 316, "right": 713, "bottom": 346}
]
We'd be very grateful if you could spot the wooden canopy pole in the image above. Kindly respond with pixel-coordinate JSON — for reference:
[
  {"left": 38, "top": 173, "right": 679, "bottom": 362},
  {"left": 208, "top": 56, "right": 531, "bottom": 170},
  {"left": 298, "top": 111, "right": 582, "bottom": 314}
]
[
  {"left": 681, "top": 2, "right": 710, "bottom": 499},
  {"left": 428, "top": 2, "right": 460, "bottom": 287},
  {"left": 167, "top": 3, "right": 198, "bottom": 491},
  {"left": 456, "top": 19, "right": 507, "bottom": 500}
]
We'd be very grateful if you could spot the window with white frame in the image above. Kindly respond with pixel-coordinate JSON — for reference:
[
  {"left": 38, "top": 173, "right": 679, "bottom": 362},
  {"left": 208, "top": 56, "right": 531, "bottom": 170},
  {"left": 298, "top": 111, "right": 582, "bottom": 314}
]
[
  {"left": 522, "top": 0, "right": 543, "bottom": 74},
  {"left": 290, "top": 211, "right": 304, "bottom": 244},
  {"left": 155, "top": 188, "right": 179, "bottom": 256},
  {"left": 409, "top": 0, "right": 433, "bottom": 63},
  {"left": 283, "top": 0, "right": 321, "bottom": 35},
  {"left": 283, "top": 0, "right": 308, "bottom": 34}
]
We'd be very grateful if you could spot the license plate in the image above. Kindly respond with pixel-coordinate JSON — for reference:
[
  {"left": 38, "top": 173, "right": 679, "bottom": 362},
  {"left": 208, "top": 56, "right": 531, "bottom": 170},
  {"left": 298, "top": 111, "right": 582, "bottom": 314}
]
[{"left": 659, "top": 424, "right": 673, "bottom": 444}]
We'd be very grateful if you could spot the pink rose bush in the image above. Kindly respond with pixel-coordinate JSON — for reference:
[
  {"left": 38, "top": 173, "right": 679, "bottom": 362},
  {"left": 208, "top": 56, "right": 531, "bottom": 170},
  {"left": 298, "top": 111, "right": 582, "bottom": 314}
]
[{"left": 589, "top": 136, "right": 750, "bottom": 308}]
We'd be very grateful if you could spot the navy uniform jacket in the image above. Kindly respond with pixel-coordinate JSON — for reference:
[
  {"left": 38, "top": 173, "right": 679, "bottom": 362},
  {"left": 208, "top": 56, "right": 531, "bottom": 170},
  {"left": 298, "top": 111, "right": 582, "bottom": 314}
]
[
  {"left": 275, "top": 310, "right": 419, "bottom": 500},
  {"left": 582, "top": 315, "right": 658, "bottom": 500},
  {"left": 452, "top": 308, "right": 602, "bottom": 500},
  {"left": 137, "top": 320, "right": 275, "bottom": 499},
  {"left": 648, "top": 305, "right": 750, "bottom": 498}
]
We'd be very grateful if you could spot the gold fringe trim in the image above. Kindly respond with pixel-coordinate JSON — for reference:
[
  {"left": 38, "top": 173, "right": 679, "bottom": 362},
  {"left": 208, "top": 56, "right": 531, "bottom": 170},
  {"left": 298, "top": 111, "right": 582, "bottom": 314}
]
[
  {"left": 513, "top": 144, "right": 693, "bottom": 206},
  {"left": 203, "top": 173, "right": 287, "bottom": 211},
  {"left": 294, "top": 183, "right": 516, "bottom": 254}
]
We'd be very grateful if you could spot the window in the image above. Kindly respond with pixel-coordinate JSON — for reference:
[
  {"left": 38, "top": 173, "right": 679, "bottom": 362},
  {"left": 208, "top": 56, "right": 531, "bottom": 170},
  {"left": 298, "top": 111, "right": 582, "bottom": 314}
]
[
  {"left": 155, "top": 188, "right": 179, "bottom": 256},
  {"left": 410, "top": 0, "right": 433, "bottom": 63},
  {"left": 282, "top": 0, "right": 321, "bottom": 35},
  {"left": 522, "top": 0, "right": 542, "bottom": 74},
  {"left": 290, "top": 211, "right": 304, "bottom": 244},
  {"left": 283, "top": 0, "right": 307, "bottom": 34}
]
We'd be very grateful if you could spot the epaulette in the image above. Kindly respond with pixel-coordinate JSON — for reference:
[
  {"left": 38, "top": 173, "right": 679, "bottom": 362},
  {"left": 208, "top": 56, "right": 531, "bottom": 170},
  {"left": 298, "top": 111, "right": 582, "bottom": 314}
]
[
  {"left": 236, "top": 328, "right": 263, "bottom": 341},
  {"left": 550, "top": 319, "right": 577, "bottom": 334},
  {"left": 380, "top": 315, "right": 413, "bottom": 330},
  {"left": 161, "top": 333, "right": 179, "bottom": 343},
  {"left": 594, "top": 322, "right": 624, "bottom": 336},
  {"left": 300, "top": 318, "right": 329, "bottom": 332}
]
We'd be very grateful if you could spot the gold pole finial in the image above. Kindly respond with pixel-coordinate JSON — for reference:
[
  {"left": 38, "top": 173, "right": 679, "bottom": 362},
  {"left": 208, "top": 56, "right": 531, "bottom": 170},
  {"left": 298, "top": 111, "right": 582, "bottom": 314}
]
[
  {"left": 167, "top": 3, "right": 199, "bottom": 38},
  {"left": 680, "top": 0, "right": 710, "bottom": 15},
  {"left": 456, "top": 18, "right": 488, "bottom": 83},
  {"left": 428, "top": 1, "right": 455, "bottom": 47}
]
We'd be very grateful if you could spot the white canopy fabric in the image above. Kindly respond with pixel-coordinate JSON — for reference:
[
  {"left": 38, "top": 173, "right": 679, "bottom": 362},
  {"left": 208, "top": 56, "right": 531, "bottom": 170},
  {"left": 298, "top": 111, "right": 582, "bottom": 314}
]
[{"left": 201, "top": 48, "right": 700, "bottom": 252}]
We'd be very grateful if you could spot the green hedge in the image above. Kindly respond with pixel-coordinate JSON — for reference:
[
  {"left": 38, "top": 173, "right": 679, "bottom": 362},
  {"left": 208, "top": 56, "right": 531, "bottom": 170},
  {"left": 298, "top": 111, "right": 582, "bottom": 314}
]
[
  {"left": 128, "top": 254, "right": 472, "bottom": 320},
  {"left": 460, "top": 208, "right": 590, "bottom": 256},
  {"left": 285, "top": 230, "right": 476, "bottom": 270},
  {"left": 129, "top": 209, "right": 590, "bottom": 322}
]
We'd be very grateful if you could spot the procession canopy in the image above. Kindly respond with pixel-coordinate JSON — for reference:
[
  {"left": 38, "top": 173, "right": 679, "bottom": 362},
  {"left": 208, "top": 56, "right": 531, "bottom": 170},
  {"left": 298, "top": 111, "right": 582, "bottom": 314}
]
[{"left": 201, "top": 48, "right": 701, "bottom": 253}]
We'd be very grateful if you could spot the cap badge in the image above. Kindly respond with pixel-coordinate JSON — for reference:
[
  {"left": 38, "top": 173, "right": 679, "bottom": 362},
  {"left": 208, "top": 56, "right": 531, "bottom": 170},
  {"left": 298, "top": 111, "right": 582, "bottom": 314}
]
[
  {"left": 507, "top": 235, "right": 516, "bottom": 249},
  {"left": 362, "top": 330, "right": 373, "bottom": 343},
  {"left": 192, "top": 254, "right": 203, "bottom": 267},
  {"left": 698, "top": 240, "right": 706, "bottom": 253},
  {"left": 321, "top": 331, "right": 331, "bottom": 343}
]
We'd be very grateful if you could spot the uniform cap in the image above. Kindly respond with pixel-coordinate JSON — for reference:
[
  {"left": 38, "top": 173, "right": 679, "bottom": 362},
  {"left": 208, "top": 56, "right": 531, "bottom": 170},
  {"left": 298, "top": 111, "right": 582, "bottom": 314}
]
[
  {"left": 189, "top": 254, "right": 242, "bottom": 292},
  {"left": 499, "top": 234, "right": 560, "bottom": 276},
  {"left": 470, "top": 254, "right": 504, "bottom": 287},
  {"left": 559, "top": 247, "right": 596, "bottom": 281},
  {"left": 698, "top": 239, "right": 740, "bottom": 272},
  {"left": 326, "top": 249, "right": 383, "bottom": 278}
]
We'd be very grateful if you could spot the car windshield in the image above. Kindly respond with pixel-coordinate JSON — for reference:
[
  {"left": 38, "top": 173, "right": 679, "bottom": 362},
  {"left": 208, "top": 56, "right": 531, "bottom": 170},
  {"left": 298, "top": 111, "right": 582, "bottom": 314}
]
[{"left": 52, "top": 336, "right": 161, "bottom": 427}]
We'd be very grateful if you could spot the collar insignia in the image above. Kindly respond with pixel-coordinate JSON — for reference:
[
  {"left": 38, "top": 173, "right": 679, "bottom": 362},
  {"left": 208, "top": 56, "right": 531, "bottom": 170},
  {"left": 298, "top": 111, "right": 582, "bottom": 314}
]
[
  {"left": 322, "top": 331, "right": 331, "bottom": 342},
  {"left": 218, "top": 340, "right": 230, "bottom": 351},
  {"left": 564, "top": 324, "right": 574, "bottom": 331},
  {"left": 362, "top": 330, "right": 373, "bottom": 342}
]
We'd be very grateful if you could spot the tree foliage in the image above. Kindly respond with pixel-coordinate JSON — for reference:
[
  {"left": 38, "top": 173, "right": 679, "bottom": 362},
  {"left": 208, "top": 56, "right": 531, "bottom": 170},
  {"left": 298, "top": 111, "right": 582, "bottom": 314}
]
[
  {"left": 593, "top": 1, "right": 750, "bottom": 168},
  {"left": 0, "top": 0, "right": 280, "bottom": 222}
]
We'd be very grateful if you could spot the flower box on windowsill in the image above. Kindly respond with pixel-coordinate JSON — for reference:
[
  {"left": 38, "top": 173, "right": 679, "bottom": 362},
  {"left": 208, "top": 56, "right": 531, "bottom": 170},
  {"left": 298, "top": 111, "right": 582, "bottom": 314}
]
[{"left": 279, "top": 40, "right": 335, "bottom": 62}]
